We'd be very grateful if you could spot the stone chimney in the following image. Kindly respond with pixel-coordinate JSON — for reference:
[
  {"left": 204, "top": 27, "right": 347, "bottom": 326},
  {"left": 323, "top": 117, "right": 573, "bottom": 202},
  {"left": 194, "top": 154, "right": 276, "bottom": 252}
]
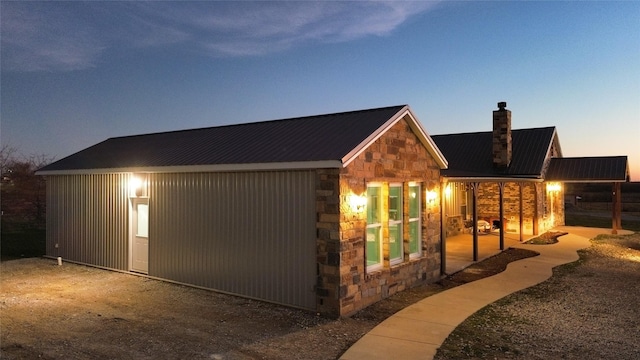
[{"left": 492, "top": 101, "right": 512, "bottom": 168}]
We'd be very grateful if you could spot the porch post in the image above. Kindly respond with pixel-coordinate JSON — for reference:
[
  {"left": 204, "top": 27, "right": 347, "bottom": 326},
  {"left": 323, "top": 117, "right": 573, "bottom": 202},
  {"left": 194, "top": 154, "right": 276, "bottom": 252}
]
[
  {"left": 471, "top": 182, "right": 479, "bottom": 262},
  {"left": 533, "top": 183, "right": 539, "bottom": 235},
  {"left": 498, "top": 182, "right": 505, "bottom": 250},
  {"left": 519, "top": 182, "right": 524, "bottom": 242},
  {"left": 612, "top": 182, "right": 621, "bottom": 234}
]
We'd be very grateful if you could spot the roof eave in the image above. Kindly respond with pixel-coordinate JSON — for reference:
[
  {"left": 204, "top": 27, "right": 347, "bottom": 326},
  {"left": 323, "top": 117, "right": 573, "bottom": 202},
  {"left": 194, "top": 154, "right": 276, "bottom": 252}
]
[
  {"left": 441, "top": 175, "right": 544, "bottom": 183},
  {"left": 35, "top": 160, "right": 343, "bottom": 176}
]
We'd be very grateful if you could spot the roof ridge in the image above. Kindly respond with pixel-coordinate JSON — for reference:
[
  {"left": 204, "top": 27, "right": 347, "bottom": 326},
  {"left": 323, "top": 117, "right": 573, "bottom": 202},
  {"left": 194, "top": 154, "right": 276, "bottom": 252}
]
[{"left": 432, "top": 125, "right": 556, "bottom": 137}]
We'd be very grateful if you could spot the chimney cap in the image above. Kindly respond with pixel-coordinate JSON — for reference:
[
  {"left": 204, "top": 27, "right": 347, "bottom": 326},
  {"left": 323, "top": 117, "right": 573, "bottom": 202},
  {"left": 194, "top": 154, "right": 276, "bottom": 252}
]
[{"left": 497, "top": 102, "right": 507, "bottom": 110}]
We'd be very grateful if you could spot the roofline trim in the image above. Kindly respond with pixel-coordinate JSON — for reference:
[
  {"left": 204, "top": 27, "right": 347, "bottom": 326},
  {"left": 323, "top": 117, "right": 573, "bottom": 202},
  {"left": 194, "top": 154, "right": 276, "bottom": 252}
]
[
  {"left": 36, "top": 160, "right": 343, "bottom": 175},
  {"left": 546, "top": 179, "right": 629, "bottom": 183},
  {"left": 341, "top": 106, "right": 449, "bottom": 169},
  {"left": 441, "top": 176, "right": 544, "bottom": 183}
]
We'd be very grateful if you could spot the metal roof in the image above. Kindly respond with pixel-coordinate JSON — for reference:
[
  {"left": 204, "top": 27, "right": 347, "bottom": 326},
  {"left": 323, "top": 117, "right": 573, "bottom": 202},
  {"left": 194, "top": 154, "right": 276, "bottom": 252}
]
[
  {"left": 545, "top": 156, "right": 629, "bottom": 182},
  {"left": 39, "top": 105, "right": 446, "bottom": 174},
  {"left": 431, "top": 127, "right": 557, "bottom": 179}
]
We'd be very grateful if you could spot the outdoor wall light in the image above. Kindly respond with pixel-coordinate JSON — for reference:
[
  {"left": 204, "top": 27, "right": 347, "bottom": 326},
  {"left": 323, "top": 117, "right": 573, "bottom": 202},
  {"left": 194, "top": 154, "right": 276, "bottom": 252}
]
[
  {"left": 426, "top": 190, "right": 437, "bottom": 204},
  {"left": 444, "top": 184, "right": 451, "bottom": 197},
  {"left": 129, "top": 175, "right": 147, "bottom": 197},
  {"left": 546, "top": 182, "right": 562, "bottom": 192},
  {"left": 348, "top": 194, "right": 367, "bottom": 213}
]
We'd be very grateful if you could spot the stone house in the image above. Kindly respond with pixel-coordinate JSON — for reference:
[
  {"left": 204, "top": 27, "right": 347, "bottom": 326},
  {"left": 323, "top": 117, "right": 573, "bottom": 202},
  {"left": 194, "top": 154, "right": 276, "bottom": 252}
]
[
  {"left": 37, "top": 102, "right": 629, "bottom": 316},
  {"left": 37, "top": 105, "right": 447, "bottom": 317},
  {"left": 432, "top": 102, "right": 629, "bottom": 261}
]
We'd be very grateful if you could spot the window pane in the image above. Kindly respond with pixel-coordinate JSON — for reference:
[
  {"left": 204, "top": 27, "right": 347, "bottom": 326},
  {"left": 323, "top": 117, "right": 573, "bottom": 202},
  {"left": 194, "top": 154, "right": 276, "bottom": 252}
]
[
  {"left": 409, "top": 221, "right": 419, "bottom": 254},
  {"left": 389, "top": 185, "right": 402, "bottom": 263},
  {"left": 389, "top": 223, "right": 402, "bottom": 260},
  {"left": 366, "top": 227, "right": 381, "bottom": 266},
  {"left": 409, "top": 185, "right": 420, "bottom": 218},
  {"left": 389, "top": 186, "right": 401, "bottom": 221},
  {"left": 366, "top": 185, "right": 382, "bottom": 268},
  {"left": 367, "top": 187, "right": 380, "bottom": 224},
  {"left": 136, "top": 203, "right": 149, "bottom": 238},
  {"left": 409, "top": 184, "right": 420, "bottom": 256}
]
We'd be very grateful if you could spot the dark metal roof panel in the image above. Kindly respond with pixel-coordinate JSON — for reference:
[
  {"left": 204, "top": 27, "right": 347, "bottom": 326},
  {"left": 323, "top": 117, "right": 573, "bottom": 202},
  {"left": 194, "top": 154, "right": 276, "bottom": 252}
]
[
  {"left": 39, "top": 105, "right": 407, "bottom": 172},
  {"left": 431, "top": 127, "right": 556, "bottom": 178},
  {"left": 546, "top": 156, "right": 629, "bottom": 182}
]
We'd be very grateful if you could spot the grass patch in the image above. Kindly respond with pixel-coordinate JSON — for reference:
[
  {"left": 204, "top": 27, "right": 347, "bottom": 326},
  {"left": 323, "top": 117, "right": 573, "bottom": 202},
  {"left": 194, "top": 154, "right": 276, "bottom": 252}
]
[
  {"left": 436, "top": 303, "right": 526, "bottom": 358},
  {"left": 0, "top": 228, "right": 46, "bottom": 261},
  {"left": 565, "top": 212, "right": 640, "bottom": 232},
  {"left": 525, "top": 231, "right": 567, "bottom": 245}
]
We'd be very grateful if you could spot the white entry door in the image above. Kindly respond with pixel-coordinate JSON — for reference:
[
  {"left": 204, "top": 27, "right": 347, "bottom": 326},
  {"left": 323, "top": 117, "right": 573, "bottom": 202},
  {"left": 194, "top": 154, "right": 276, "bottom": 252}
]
[{"left": 130, "top": 198, "right": 149, "bottom": 274}]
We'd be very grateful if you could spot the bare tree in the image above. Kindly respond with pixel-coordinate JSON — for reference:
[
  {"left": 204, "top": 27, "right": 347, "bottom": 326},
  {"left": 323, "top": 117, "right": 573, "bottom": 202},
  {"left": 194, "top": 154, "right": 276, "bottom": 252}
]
[
  {"left": 1, "top": 148, "right": 54, "bottom": 231},
  {"left": 0, "top": 144, "right": 18, "bottom": 175}
]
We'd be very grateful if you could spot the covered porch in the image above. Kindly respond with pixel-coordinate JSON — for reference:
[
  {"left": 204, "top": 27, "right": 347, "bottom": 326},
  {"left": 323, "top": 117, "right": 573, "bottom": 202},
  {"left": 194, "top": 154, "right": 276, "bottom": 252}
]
[{"left": 444, "top": 230, "right": 536, "bottom": 274}]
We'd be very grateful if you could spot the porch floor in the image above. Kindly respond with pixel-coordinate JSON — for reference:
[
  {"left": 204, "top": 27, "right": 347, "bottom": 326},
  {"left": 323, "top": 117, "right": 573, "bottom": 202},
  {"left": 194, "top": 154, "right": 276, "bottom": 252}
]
[{"left": 445, "top": 230, "right": 536, "bottom": 274}]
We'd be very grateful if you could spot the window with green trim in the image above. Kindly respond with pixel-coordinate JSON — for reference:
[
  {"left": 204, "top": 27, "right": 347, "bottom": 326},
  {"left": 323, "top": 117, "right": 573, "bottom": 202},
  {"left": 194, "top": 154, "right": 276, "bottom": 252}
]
[
  {"left": 366, "top": 185, "right": 382, "bottom": 269},
  {"left": 409, "top": 183, "right": 421, "bottom": 257},
  {"left": 389, "top": 184, "right": 403, "bottom": 264}
]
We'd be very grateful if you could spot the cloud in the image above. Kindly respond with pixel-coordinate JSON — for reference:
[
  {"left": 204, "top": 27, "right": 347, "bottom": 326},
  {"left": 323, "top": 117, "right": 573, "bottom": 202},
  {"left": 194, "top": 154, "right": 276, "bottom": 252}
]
[
  {"left": 1, "top": 1, "right": 439, "bottom": 72},
  {"left": 1, "top": 2, "right": 105, "bottom": 72}
]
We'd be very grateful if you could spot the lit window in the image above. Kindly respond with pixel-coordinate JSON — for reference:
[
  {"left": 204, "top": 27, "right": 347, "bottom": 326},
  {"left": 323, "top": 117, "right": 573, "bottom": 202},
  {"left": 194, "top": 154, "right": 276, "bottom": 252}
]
[
  {"left": 409, "top": 183, "right": 421, "bottom": 257},
  {"left": 366, "top": 184, "right": 382, "bottom": 269},
  {"left": 389, "top": 184, "right": 403, "bottom": 265}
]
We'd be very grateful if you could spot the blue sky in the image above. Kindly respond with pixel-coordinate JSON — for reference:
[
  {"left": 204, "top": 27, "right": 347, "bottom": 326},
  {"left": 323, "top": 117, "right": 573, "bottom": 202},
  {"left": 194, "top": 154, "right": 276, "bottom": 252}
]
[{"left": 2, "top": 1, "right": 639, "bottom": 180}]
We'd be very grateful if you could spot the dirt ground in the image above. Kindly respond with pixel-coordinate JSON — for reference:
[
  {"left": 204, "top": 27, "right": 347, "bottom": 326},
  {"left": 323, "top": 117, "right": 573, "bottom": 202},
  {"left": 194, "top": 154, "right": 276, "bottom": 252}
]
[{"left": 1, "top": 247, "right": 535, "bottom": 360}]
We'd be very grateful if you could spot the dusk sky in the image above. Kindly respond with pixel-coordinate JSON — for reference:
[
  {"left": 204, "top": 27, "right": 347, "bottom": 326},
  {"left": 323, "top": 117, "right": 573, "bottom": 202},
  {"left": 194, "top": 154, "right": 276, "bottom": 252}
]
[{"left": 2, "top": 1, "right": 639, "bottom": 180}]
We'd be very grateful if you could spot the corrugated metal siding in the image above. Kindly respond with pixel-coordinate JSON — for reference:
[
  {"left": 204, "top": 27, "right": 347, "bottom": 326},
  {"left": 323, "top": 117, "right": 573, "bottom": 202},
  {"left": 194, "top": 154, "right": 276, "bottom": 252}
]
[
  {"left": 148, "top": 171, "right": 317, "bottom": 310},
  {"left": 46, "top": 174, "right": 129, "bottom": 270}
]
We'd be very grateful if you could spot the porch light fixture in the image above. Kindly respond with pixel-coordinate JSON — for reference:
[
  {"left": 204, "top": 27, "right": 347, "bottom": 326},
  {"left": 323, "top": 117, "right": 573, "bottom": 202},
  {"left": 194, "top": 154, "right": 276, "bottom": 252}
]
[
  {"left": 129, "top": 174, "right": 147, "bottom": 197},
  {"left": 444, "top": 184, "right": 451, "bottom": 197},
  {"left": 426, "top": 190, "right": 437, "bottom": 204},
  {"left": 348, "top": 193, "right": 367, "bottom": 213},
  {"left": 546, "top": 182, "right": 562, "bottom": 192}
]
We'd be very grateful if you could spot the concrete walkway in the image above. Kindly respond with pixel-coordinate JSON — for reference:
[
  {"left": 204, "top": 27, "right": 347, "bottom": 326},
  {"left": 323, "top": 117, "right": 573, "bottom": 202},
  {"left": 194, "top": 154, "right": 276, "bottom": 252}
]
[{"left": 340, "top": 226, "right": 634, "bottom": 360}]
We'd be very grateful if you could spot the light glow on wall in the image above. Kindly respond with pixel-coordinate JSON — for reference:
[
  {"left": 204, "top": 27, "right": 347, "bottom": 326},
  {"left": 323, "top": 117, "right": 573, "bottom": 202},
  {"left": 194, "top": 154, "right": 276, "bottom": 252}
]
[
  {"left": 444, "top": 184, "right": 451, "bottom": 197},
  {"left": 129, "top": 174, "right": 147, "bottom": 197},
  {"left": 348, "top": 193, "right": 367, "bottom": 213},
  {"left": 426, "top": 190, "right": 437, "bottom": 204},
  {"left": 546, "top": 182, "right": 562, "bottom": 192}
]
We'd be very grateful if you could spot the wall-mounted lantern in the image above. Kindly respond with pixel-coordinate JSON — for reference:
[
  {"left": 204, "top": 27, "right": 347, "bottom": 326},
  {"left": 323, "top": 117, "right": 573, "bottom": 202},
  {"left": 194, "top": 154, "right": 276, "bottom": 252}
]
[
  {"left": 348, "top": 193, "right": 367, "bottom": 213},
  {"left": 546, "top": 182, "right": 562, "bottom": 193},
  {"left": 444, "top": 184, "right": 451, "bottom": 198},
  {"left": 426, "top": 190, "right": 438, "bottom": 204},
  {"left": 129, "top": 174, "right": 148, "bottom": 197}
]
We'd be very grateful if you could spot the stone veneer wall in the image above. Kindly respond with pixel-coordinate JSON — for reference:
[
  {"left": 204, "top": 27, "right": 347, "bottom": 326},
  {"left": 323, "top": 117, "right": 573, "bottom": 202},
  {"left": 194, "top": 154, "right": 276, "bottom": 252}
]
[
  {"left": 446, "top": 215, "right": 465, "bottom": 236},
  {"left": 315, "top": 118, "right": 442, "bottom": 317},
  {"left": 474, "top": 181, "right": 564, "bottom": 235}
]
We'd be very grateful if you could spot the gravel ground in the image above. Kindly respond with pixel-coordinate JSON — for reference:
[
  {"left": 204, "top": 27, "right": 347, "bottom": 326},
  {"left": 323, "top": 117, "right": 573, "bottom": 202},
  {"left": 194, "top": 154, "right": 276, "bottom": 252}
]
[
  {"left": 2, "top": 233, "right": 637, "bottom": 359},
  {"left": 435, "top": 233, "right": 640, "bottom": 360},
  {"left": 0, "top": 248, "right": 533, "bottom": 360}
]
